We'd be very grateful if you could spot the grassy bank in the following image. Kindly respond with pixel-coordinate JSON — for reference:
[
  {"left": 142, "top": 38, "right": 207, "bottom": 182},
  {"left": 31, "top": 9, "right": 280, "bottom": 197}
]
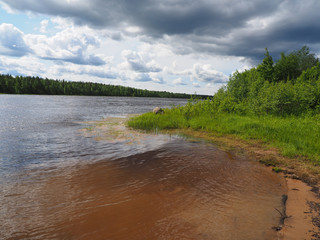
[
  {"left": 128, "top": 105, "right": 319, "bottom": 161},
  {"left": 128, "top": 46, "right": 320, "bottom": 183},
  {"left": 127, "top": 102, "right": 320, "bottom": 182}
]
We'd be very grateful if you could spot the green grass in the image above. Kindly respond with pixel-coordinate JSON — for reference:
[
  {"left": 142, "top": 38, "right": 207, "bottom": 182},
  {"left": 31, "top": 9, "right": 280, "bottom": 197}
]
[
  {"left": 272, "top": 167, "right": 283, "bottom": 173},
  {"left": 128, "top": 104, "right": 320, "bottom": 164}
]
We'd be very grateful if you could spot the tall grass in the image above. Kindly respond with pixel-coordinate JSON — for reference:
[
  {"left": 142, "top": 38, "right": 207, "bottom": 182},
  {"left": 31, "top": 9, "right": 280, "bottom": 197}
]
[{"left": 128, "top": 100, "right": 320, "bottom": 163}]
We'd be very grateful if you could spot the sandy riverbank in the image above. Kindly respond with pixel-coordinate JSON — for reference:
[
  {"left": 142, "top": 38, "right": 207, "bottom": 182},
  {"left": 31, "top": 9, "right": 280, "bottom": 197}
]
[{"left": 278, "top": 178, "right": 319, "bottom": 239}]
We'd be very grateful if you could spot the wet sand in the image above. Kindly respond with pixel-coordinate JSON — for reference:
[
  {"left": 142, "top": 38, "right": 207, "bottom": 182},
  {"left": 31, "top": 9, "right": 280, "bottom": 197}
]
[{"left": 278, "top": 178, "right": 320, "bottom": 240}]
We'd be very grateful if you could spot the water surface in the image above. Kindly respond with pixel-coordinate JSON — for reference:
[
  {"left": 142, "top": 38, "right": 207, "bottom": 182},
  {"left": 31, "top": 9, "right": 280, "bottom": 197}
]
[
  {"left": 0, "top": 95, "right": 186, "bottom": 175},
  {"left": 0, "top": 95, "right": 286, "bottom": 240}
]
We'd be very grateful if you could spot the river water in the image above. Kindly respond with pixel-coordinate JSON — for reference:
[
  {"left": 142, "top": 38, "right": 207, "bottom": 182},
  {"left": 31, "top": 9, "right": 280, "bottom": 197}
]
[{"left": 0, "top": 95, "right": 286, "bottom": 240}]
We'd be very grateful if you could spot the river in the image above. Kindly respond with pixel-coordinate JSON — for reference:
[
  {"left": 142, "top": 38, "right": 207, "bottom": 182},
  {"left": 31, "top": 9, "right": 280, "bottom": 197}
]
[{"left": 0, "top": 94, "right": 286, "bottom": 240}]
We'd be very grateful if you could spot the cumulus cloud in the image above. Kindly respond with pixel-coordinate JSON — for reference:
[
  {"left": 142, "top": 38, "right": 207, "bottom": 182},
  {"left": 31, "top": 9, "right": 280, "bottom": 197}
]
[
  {"left": 192, "top": 82, "right": 200, "bottom": 88},
  {"left": 0, "top": 23, "right": 32, "bottom": 57},
  {"left": 173, "top": 77, "right": 187, "bottom": 85},
  {"left": 133, "top": 73, "right": 153, "bottom": 82},
  {"left": 0, "top": 56, "right": 46, "bottom": 76},
  {"left": 191, "top": 64, "right": 229, "bottom": 83},
  {"left": 0, "top": 20, "right": 108, "bottom": 66},
  {"left": 149, "top": 72, "right": 165, "bottom": 84},
  {"left": 39, "top": 19, "right": 49, "bottom": 33},
  {"left": 232, "top": 65, "right": 252, "bottom": 75},
  {"left": 121, "top": 50, "right": 162, "bottom": 73},
  {"left": 25, "top": 25, "right": 106, "bottom": 65},
  {"left": 121, "top": 71, "right": 165, "bottom": 84}
]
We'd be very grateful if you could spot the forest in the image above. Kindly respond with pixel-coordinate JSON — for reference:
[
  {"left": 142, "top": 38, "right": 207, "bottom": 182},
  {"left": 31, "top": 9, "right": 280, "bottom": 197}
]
[{"left": 0, "top": 74, "right": 206, "bottom": 99}]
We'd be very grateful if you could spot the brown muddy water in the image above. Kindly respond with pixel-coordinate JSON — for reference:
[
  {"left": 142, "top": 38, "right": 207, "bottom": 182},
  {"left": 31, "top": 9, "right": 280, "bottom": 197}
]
[
  {"left": 1, "top": 138, "right": 286, "bottom": 240},
  {"left": 0, "top": 95, "right": 287, "bottom": 239}
]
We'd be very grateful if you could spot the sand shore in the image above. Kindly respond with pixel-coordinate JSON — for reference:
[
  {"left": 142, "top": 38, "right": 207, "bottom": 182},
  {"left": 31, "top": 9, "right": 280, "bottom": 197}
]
[{"left": 278, "top": 178, "right": 319, "bottom": 239}]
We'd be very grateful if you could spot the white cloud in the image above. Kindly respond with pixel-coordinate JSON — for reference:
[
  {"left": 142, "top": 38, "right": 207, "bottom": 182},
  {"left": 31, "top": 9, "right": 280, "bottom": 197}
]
[
  {"left": 120, "top": 71, "right": 164, "bottom": 84},
  {"left": 138, "top": 42, "right": 173, "bottom": 58},
  {"left": 51, "top": 17, "right": 73, "bottom": 30},
  {"left": 191, "top": 63, "right": 229, "bottom": 83},
  {"left": 173, "top": 77, "right": 187, "bottom": 85},
  {"left": 124, "top": 26, "right": 142, "bottom": 34},
  {"left": 25, "top": 25, "right": 105, "bottom": 65},
  {"left": 121, "top": 50, "right": 162, "bottom": 73},
  {"left": 192, "top": 82, "right": 200, "bottom": 88},
  {"left": 0, "top": 23, "right": 31, "bottom": 57},
  {"left": 39, "top": 19, "right": 49, "bottom": 33},
  {"left": 0, "top": 2, "right": 15, "bottom": 13},
  {"left": 129, "top": 72, "right": 152, "bottom": 82},
  {"left": 52, "top": 63, "right": 118, "bottom": 79},
  {"left": 149, "top": 72, "right": 165, "bottom": 84},
  {"left": 231, "top": 65, "right": 252, "bottom": 75},
  {"left": 0, "top": 55, "right": 46, "bottom": 76}
]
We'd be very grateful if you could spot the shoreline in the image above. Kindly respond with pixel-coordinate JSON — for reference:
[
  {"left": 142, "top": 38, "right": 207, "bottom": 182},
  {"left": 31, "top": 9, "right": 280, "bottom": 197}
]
[
  {"left": 87, "top": 117, "right": 320, "bottom": 239},
  {"left": 278, "top": 178, "right": 319, "bottom": 239},
  {"left": 159, "top": 128, "right": 320, "bottom": 239}
]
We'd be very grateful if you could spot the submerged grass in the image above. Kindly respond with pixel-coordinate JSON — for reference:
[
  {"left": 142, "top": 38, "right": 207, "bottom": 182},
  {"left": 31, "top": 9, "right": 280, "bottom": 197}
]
[{"left": 128, "top": 104, "right": 320, "bottom": 165}]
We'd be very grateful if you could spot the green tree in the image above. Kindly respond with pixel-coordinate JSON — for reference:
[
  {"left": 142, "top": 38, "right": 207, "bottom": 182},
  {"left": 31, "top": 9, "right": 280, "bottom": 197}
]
[
  {"left": 257, "top": 48, "right": 274, "bottom": 82},
  {"left": 274, "top": 46, "right": 319, "bottom": 82},
  {"left": 295, "top": 46, "right": 319, "bottom": 73}
]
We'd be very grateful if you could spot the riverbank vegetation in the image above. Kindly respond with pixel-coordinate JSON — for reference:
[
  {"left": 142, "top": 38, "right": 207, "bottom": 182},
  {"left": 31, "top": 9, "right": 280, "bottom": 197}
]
[
  {"left": 128, "top": 46, "right": 320, "bottom": 179},
  {"left": 0, "top": 74, "right": 209, "bottom": 98}
]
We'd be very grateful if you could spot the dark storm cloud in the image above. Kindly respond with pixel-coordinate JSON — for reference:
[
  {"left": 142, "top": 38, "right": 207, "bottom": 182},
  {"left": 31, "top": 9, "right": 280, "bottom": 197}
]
[
  {"left": 224, "top": 0, "right": 320, "bottom": 60},
  {"left": 2, "top": 0, "right": 280, "bottom": 35},
  {"left": 2, "top": 0, "right": 320, "bottom": 61},
  {"left": 167, "top": 0, "right": 320, "bottom": 62}
]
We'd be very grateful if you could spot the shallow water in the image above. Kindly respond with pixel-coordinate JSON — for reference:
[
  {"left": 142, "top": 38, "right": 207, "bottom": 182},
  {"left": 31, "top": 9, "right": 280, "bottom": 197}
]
[{"left": 0, "top": 95, "right": 286, "bottom": 239}]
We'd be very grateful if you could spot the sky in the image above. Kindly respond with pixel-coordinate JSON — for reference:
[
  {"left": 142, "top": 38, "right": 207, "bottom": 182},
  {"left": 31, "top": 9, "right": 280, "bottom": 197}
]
[{"left": 0, "top": 0, "right": 320, "bottom": 95}]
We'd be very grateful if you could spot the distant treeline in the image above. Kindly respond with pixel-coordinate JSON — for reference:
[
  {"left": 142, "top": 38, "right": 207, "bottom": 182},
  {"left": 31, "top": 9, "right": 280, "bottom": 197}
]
[{"left": 0, "top": 74, "right": 209, "bottom": 99}]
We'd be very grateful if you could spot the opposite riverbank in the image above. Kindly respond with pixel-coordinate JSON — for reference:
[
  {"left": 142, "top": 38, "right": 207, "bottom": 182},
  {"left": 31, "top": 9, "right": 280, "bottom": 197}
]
[{"left": 127, "top": 111, "right": 320, "bottom": 239}]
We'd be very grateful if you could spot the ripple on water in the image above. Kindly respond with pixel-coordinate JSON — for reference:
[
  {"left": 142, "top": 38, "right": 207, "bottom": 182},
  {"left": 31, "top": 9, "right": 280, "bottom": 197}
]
[{"left": 0, "top": 138, "right": 286, "bottom": 240}]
